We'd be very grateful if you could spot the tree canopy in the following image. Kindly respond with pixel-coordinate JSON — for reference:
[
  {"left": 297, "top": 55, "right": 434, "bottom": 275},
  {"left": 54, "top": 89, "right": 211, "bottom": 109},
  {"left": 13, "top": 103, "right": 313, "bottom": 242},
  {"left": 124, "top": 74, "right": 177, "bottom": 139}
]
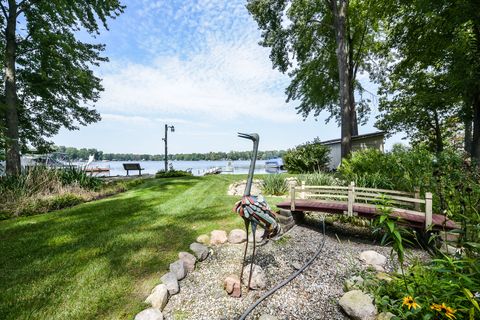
[
  {"left": 375, "top": 0, "right": 480, "bottom": 161},
  {"left": 0, "top": 0, "right": 124, "bottom": 175},
  {"left": 247, "top": 0, "right": 381, "bottom": 157}
]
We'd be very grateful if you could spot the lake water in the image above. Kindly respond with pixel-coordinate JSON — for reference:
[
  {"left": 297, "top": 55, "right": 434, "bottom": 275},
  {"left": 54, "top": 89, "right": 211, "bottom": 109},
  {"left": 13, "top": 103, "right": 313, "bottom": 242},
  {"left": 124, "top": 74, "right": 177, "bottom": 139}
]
[{"left": 85, "top": 160, "right": 283, "bottom": 176}]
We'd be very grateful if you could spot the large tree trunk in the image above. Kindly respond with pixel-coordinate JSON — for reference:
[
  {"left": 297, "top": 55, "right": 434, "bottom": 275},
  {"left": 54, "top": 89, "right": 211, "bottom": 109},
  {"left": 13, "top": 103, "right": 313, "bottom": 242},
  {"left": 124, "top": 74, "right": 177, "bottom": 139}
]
[
  {"left": 464, "top": 116, "right": 472, "bottom": 155},
  {"left": 332, "top": 0, "right": 352, "bottom": 159},
  {"left": 472, "top": 91, "right": 480, "bottom": 165},
  {"left": 349, "top": 89, "right": 358, "bottom": 136},
  {"left": 4, "top": 0, "right": 20, "bottom": 176}
]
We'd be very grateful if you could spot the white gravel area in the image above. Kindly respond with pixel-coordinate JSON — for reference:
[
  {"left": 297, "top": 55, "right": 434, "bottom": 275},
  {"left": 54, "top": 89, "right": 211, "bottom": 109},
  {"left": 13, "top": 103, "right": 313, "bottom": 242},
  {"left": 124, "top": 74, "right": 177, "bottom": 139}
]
[{"left": 162, "top": 218, "right": 427, "bottom": 320}]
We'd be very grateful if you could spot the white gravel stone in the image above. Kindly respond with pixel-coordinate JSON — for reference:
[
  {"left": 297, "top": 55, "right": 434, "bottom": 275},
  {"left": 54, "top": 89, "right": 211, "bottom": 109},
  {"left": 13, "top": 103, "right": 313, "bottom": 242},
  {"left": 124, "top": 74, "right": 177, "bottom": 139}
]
[{"left": 134, "top": 308, "right": 163, "bottom": 320}]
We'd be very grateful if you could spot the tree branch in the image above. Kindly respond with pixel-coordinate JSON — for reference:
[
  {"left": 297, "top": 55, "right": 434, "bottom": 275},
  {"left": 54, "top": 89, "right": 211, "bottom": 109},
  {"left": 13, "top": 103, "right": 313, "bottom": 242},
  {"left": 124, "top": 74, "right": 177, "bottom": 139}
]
[{"left": 0, "top": 1, "right": 8, "bottom": 19}]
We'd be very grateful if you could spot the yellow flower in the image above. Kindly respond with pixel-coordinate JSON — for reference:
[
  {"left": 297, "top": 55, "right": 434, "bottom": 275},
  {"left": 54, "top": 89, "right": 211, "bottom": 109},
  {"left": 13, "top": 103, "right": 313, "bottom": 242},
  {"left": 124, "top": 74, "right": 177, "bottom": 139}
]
[
  {"left": 402, "top": 296, "right": 420, "bottom": 310},
  {"left": 430, "top": 302, "right": 456, "bottom": 319}
]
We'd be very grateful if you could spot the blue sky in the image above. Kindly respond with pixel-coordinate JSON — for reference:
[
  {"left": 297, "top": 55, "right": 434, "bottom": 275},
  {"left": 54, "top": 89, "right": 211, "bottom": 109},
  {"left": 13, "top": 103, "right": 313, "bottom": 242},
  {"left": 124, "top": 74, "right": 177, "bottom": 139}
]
[{"left": 53, "top": 0, "right": 406, "bottom": 154}]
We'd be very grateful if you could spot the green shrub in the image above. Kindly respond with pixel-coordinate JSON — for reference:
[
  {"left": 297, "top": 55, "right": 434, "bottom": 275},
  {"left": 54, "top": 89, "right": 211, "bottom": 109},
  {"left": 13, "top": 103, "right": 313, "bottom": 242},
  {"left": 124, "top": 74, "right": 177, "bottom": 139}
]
[
  {"left": 155, "top": 170, "right": 193, "bottom": 178},
  {"left": 283, "top": 138, "right": 330, "bottom": 173},
  {"left": 261, "top": 174, "right": 288, "bottom": 195}
]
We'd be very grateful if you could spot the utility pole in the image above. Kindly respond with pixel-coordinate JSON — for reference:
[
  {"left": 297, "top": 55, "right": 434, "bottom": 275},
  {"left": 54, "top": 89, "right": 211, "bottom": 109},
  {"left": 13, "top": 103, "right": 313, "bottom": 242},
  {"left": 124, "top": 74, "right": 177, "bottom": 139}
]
[{"left": 162, "top": 124, "right": 175, "bottom": 171}]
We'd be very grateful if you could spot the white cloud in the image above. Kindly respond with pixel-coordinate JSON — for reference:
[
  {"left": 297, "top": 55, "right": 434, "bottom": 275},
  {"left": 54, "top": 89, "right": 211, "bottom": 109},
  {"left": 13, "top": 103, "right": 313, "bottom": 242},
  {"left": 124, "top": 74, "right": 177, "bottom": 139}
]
[{"left": 98, "top": 40, "right": 297, "bottom": 123}]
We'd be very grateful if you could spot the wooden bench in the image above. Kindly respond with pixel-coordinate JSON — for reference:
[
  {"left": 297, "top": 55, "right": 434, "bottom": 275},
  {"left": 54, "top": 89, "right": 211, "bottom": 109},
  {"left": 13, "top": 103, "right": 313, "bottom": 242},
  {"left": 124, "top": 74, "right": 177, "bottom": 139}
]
[
  {"left": 276, "top": 182, "right": 458, "bottom": 231},
  {"left": 123, "top": 163, "right": 144, "bottom": 176}
]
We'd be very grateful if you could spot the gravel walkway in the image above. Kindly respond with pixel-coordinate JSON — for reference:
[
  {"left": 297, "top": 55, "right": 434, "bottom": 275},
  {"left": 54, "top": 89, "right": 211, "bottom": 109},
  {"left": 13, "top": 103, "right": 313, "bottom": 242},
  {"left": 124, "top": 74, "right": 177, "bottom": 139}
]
[{"left": 162, "top": 218, "right": 427, "bottom": 320}]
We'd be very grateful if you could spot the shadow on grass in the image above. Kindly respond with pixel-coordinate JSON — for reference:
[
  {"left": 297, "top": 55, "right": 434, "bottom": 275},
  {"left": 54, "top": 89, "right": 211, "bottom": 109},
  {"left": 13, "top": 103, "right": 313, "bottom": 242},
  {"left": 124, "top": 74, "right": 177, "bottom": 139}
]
[{"left": 0, "top": 176, "right": 240, "bottom": 320}]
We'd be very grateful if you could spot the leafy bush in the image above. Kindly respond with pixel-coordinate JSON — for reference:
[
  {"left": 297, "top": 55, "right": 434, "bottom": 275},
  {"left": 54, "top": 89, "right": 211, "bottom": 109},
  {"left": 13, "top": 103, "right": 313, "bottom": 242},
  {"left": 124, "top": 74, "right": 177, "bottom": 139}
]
[
  {"left": 155, "top": 170, "right": 193, "bottom": 178},
  {"left": 283, "top": 138, "right": 330, "bottom": 173},
  {"left": 366, "top": 197, "right": 480, "bottom": 320},
  {"left": 261, "top": 174, "right": 289, "bottom": 195}
]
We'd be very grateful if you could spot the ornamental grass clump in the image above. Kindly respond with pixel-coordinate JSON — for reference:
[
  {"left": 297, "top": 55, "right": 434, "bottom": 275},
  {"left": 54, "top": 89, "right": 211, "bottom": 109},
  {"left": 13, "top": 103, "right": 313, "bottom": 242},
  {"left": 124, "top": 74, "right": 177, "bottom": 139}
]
[{"left": 261, "top": 174, "right": 288, "bottom": 195}]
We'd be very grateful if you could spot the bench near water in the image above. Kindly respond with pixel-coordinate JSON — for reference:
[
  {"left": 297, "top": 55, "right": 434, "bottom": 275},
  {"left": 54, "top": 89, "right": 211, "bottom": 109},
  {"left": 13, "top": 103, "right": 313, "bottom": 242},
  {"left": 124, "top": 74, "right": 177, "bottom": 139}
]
[
  {"left": 276, "top": 182, "right": 458, "bottom": 231},
  {"left": 122, "top": 163, "right": 144, "bottom": 176}
]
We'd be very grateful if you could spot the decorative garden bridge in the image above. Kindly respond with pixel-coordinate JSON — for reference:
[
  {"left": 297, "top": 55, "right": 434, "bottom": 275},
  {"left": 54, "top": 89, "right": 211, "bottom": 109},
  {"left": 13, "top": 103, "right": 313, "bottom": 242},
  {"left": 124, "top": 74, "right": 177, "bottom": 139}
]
[{"left": 276, "top": 182, "right": 458, "bottom": 231}]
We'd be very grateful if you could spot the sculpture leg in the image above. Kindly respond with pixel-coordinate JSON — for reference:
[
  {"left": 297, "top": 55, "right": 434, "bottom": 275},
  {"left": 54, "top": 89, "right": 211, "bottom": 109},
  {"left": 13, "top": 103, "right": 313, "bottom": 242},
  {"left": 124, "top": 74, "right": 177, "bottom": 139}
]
[
  {"left": 239, "top": 218, "right": 249, "bottom": 286},
  {"left": 247, "top": 222, "right": 257, "bottom": 292}
]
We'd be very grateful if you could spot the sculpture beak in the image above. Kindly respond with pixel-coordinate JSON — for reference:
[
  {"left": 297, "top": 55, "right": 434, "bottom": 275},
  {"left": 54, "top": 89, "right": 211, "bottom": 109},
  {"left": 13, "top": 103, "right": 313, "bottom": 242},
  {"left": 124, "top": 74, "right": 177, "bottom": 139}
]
[{"left": 238, "top": 132, "right": 258, "bottom": 141}]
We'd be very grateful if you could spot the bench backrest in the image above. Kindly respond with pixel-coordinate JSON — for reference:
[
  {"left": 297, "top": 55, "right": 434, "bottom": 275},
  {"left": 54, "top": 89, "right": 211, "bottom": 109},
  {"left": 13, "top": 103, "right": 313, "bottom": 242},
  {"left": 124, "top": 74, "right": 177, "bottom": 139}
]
[{"left": 123, "top": 163, "right": 141, "bottom": 170}]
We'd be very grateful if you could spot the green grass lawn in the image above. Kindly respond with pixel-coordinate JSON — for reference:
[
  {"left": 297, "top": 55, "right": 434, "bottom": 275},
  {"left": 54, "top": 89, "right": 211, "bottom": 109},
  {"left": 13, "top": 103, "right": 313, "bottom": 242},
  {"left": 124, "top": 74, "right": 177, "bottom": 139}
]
[{"left": 0, "top": 175, "right": 284, "bottom": 320}]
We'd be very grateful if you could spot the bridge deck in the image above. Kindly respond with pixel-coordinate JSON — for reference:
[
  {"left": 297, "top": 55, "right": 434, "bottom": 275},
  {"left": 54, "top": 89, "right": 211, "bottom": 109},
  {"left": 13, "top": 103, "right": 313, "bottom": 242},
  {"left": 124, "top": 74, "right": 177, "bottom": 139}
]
[{"left": 276, "top": 200, "right": 458, "bottom": 231}]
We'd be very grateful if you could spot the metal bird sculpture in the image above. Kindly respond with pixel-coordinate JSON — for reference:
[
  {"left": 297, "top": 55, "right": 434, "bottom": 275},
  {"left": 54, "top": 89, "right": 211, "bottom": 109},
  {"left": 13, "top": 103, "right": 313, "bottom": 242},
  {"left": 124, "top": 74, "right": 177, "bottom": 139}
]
[{"left": 233, "top": 133, "right": 281, "bottom": 293}]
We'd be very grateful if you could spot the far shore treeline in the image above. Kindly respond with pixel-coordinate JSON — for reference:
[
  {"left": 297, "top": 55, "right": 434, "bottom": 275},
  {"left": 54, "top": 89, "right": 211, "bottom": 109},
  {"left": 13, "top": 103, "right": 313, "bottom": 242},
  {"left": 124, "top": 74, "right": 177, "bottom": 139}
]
[{"left": 54, "top": 146, "right": 286, "bottom": 161}]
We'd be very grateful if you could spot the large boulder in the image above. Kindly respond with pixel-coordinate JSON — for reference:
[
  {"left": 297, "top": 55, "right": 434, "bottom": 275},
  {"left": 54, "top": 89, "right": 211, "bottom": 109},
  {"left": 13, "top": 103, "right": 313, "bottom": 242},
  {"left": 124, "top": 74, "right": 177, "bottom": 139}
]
[
  {"left": 134, "top": 308, "right": 163, "bottom": 320},
  {"left": 359, "top": 251, "right": 387, "bottom": 271},
  {"left": 228, "top": 229, "right": 247, "bottom": 244},
  {"left": 160, "top": 272, "right": 179, "bottom": 295},
  {"left": 178, "top": 251, "right": 196, "bottom": 273},
  {"left": 190, "top": 242, "right": 209, "bottom": 261},
  {"left": 210, "top": 230, "right": 228, "bottom": 245},
  {"left": 339, "top": 290, "right": 377, "bottom": 320},
  {"left": 242, "top": 264, "right": 266, "bottom": 290},
  {"left": 224, "top": 274, "right": 241, "bottom": 298},
  {"left": 145, "top": 284, "right": 169, "bottom": 310},
  {"left": 169, "top": 260, "right": 186, "bottom": 280}
]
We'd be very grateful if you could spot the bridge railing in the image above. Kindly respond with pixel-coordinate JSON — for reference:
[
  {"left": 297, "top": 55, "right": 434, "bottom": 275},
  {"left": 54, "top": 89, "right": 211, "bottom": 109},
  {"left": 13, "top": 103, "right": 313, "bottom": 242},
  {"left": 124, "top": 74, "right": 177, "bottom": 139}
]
[{"left": 290, "top": 181, "right": 433, "bottom": 229}]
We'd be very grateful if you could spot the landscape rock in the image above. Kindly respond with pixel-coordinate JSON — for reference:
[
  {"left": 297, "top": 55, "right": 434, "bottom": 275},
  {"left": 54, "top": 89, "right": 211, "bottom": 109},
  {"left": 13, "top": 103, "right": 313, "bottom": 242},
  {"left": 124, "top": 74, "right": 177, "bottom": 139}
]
[
  {"left": 376, "top": 272, "right": 393, "bottom": 282},
  {"left": 377, "top": 312, "right": 395, "bottom": 320},
  {"left": 360, "top": 250, "right": 387, "bottom": 271},
  {"left": 339, "top": 290, "right": 377, "bottom": 320},
  {"left": 134, "top": 308, "right": 163, "bottom": 320},
  {"left": 242, "top": 264, "right": 266, "bottom": 290},
  {"left": 210, "top": 230, "right": 228, "bottom": 245},
  {"left": 161, "top": 272, "right": 179, "bottom": 295},
  {"left": 248, "top": 229, "right": 264, "bottom": 242},
  {"left": 223, "top": 274, "right": 241, "bottom": 298},
  {"left": 196, "top": 234, "right": 210, "bottom": 245},
  {"left": 190, "top": 242, "right": 209, "bottom": 261},
  {"left": 178, "top": 252, "right": 196, "bottom": 273},
  {"left": 228, "top": 229, "right": 247, "bottom": 244},
  {"left": 344, "top": 275, "right": 364, "bottom": 291},
  {"left": 145, "top": 284, "right": 169, "bottom": 310},
  {"left": 169, "top": 260, "right": 186, "bottom": 280},
  {"left": 228, "top": 179, "right": 262, "bottom": 196}
]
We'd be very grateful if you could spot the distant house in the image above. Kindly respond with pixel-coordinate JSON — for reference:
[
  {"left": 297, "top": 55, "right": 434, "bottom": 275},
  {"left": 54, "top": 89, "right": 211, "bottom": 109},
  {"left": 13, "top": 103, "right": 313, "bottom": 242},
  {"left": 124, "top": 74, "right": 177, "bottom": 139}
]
[{"left": 321, "top": 131, "right": 385, "bottom": 170}]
